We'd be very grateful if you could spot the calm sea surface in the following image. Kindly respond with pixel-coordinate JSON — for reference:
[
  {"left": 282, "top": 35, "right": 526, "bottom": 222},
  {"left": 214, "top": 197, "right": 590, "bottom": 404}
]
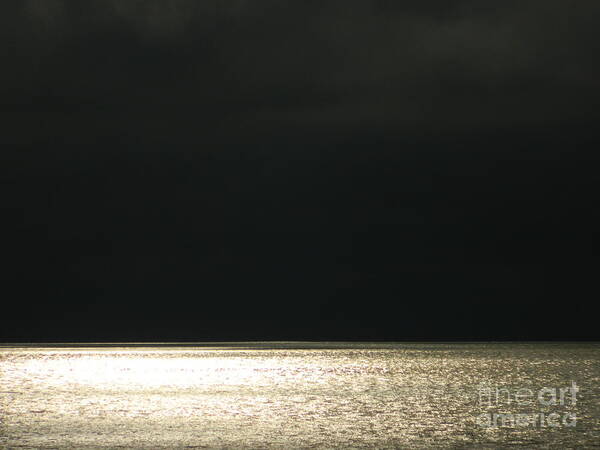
[{"left": 1, "top": 342, "right": 599, "bottom": 448}]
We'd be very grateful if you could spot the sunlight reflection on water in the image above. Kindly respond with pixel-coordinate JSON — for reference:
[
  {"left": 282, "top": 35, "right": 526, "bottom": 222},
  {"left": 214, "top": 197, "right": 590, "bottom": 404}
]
[{"left": 1, "top": 343, "right": 599, "bottom": 448}]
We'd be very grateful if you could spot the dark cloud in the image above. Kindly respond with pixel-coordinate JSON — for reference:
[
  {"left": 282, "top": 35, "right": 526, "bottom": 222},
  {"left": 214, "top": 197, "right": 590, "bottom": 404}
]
[
  {"left": 2, "top": 0, "right": 599, "bottom": 144},
  {"left": 1, "top": 1, "right": 599, "bottom": 340}
]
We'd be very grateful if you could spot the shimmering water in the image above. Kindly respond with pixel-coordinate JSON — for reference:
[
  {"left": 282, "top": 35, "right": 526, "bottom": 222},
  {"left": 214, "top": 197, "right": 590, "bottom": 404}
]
[{"left": 1, "top": 342, "right": 599, "bottom": 448}]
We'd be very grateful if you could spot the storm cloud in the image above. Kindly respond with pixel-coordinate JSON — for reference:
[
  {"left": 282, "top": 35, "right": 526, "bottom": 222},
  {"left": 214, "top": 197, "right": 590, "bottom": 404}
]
[
  {"left": 2, "top": 1, "right": 599, "bottom": 341},
  {"left": 3, "top": 0, "right": 600, "bottom": 144}
]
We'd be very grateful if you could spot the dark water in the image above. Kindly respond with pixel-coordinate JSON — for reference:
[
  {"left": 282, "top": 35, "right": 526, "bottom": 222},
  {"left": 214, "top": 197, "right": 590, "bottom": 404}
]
[{"left": 1, "top": 342, "right": 599, "bottom": 448}]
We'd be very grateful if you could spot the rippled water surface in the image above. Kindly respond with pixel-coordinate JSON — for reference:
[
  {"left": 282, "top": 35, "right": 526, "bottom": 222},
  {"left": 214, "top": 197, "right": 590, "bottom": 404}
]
[{"left": 1, "top": 342, "right": 599, "bottom": 448}]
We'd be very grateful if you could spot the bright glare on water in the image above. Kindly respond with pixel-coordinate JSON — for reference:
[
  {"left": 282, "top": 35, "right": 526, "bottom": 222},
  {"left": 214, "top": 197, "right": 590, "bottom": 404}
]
[{"left": 1, "top": 342, "right": 599, "bottom": 448}]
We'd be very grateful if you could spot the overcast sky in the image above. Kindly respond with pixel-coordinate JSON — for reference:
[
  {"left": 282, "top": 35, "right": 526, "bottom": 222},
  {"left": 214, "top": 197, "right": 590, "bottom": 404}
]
[{"left": 2, "top": 1, "right": 599, "bottom": 341}]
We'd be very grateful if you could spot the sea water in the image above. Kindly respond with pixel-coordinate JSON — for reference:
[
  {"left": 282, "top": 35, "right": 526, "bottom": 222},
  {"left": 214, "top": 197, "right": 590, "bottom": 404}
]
[{"left": 1, "top": 342, "right": 599, "bottom": 448}]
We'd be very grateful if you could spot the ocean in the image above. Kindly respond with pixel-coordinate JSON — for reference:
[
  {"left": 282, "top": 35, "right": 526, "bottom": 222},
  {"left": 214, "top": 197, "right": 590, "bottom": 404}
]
[{"left": 1, "top": 342, "right": 599, "bottom": 448}]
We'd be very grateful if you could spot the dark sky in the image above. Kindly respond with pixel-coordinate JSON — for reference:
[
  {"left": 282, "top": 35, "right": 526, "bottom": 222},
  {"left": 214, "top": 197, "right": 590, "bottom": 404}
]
[{"left": 2, "top": 1, "right": 599, "bottom": 341}]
